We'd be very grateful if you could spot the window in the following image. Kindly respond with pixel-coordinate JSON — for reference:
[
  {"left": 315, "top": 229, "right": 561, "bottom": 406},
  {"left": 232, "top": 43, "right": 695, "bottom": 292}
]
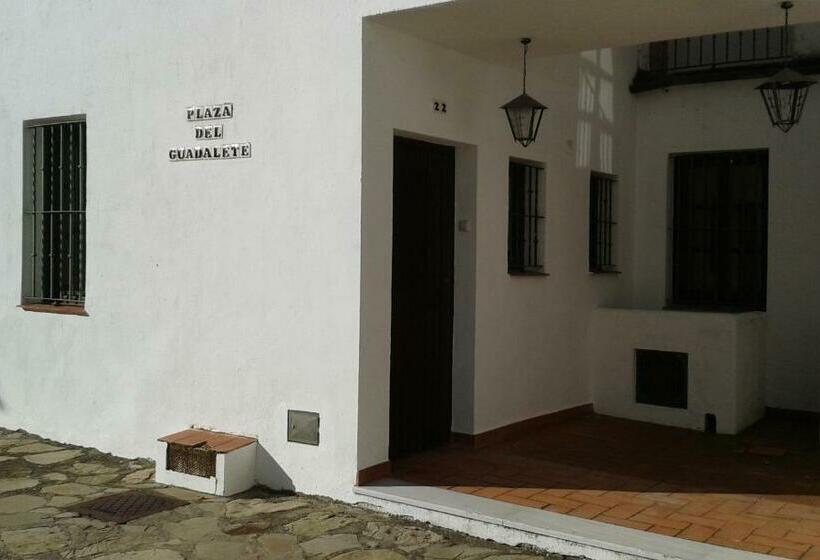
[
  {"left": 507, "top": 160, "right": 545, "bottom": 274},
  {"left": 22, "top": 116, "right": 87, "bottom": 308},
  {"left": 671, "top": 150, "right": 767, "bottom": 311},
  {"left": 589, "top": 172, "right": 618, "bottom": 273}
]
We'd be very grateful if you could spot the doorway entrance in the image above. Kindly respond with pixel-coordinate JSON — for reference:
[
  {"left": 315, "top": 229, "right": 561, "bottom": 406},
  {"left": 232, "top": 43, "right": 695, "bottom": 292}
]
[{"left": 389, "top": 136, "right": 455, "bottom": 460}]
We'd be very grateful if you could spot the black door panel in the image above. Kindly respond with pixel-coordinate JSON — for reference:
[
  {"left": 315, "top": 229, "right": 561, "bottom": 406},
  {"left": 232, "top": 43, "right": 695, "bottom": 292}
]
[{"left": 389, "top": 136, "right": 455, "bottom": 460}]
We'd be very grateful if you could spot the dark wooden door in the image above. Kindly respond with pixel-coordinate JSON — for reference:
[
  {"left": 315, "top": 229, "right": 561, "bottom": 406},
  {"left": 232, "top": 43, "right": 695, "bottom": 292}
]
[{"left": 389, "top": 136, "right": 455, "bottom": 460}]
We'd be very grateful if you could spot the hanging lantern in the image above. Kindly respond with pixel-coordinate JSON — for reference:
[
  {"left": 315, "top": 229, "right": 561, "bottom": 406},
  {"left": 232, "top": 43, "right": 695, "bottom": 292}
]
[
  {"left": 758, "top": 68, "right": 816, "bottom": 132},
  {"left": 502, "top": 38, "right": 547, "bottom": 147},
  {"left": 757, "top": 1, "right": 817, "bottom": 132}
]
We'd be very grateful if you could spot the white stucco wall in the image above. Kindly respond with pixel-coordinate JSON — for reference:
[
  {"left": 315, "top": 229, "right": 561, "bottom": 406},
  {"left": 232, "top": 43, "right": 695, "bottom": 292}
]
[
  {"left": 359, "top": 23, "right": 638, "bottom": 470},
  {"left": 0, "top": 0, "right": 442, "bottom": 502},
  {"left": 633, "top": 78, "right": 820, "bottom": 414}
]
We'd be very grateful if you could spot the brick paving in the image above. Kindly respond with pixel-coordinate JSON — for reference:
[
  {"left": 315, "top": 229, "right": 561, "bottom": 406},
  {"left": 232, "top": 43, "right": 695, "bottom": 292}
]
[{"left": 391, "top": 411, "right": 820, "bottom": 559}]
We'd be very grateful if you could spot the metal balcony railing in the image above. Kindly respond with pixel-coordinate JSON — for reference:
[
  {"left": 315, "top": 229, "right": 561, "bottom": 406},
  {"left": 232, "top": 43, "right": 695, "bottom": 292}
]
[
  {"left": 629, "top": 27, "right": 820, "bottom": 93},
  {"left": 645, "top": 27, "right": 788, "bottom": 74}
]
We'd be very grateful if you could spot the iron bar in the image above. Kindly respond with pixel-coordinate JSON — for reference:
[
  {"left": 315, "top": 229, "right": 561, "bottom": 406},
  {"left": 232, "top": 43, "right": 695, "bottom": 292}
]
[
  {"left": 30, "top": 129, "right": 37, "bottom": 298},
  {"left": 58, "top": 125, "right": 64, "bottom": 301},
  {"left": 68, "top": 123, "right": 74, "bottom": 300},
  {"left": 48, "top": 128, "right": 54, "bottom": 300}
]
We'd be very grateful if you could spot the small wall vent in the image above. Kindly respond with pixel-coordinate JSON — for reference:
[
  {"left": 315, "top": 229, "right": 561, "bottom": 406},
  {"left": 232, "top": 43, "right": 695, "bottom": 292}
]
[
  {"left": 635, "top": 349, "right": 688, "bottom": 409},
  {"left": 166, "top": 443, "right": 216, "bottom": 478}
]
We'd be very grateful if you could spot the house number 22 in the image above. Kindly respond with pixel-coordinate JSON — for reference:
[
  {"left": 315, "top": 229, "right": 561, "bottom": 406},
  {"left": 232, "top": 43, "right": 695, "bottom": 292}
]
[{"left": 433, "top": 100, "right": 448, "bottom": 113}]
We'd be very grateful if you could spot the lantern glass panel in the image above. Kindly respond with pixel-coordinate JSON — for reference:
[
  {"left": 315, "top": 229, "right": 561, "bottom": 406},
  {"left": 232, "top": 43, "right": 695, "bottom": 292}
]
[{"left": 503, "top": 105, "right": 545, "bottom": 147}]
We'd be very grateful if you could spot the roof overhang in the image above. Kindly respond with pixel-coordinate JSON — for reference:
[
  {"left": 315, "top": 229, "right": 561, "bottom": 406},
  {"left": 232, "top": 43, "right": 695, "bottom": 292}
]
[{"left": 368, "top": 0, "right": 820, "bottom": 63}]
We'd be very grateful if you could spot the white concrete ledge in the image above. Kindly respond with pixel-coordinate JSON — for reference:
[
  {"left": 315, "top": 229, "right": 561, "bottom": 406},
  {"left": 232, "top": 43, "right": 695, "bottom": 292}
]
[{"left": 353, "top": 480, "right": 777, "bottom": 560}]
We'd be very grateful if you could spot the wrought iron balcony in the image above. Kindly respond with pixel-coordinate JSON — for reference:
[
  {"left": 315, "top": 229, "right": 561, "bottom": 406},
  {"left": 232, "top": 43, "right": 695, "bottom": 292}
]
[{"left": 631, "top": 26, "right": 820, "bottom": 93}]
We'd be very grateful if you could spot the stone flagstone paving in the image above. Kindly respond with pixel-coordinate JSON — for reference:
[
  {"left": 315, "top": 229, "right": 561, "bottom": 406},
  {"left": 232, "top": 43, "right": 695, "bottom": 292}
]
[{"left": 0, "top": 427, "right": 567, "bottom": 560}]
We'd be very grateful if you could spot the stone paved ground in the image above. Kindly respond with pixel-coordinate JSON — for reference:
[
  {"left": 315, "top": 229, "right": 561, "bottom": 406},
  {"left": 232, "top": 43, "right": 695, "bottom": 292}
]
[{"left": 0, "top": 427, "right": 567, "bottom": 560}]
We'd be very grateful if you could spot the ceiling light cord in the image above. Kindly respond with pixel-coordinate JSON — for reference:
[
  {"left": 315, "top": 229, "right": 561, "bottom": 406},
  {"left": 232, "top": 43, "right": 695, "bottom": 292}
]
[{"left": 783, "top": 1, "right": 793, "bottom": 59}]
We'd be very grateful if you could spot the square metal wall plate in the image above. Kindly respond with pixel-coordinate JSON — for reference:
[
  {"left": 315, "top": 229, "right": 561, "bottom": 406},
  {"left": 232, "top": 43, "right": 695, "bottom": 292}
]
[{"left": 288, "top": 410, "right": 320, "bottom": 446}]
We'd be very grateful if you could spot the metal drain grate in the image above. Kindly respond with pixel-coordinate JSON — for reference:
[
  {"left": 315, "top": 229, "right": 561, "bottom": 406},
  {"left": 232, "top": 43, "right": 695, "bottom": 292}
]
[{"left": 68, "top": 490, "right": 188, "bottom": 523}]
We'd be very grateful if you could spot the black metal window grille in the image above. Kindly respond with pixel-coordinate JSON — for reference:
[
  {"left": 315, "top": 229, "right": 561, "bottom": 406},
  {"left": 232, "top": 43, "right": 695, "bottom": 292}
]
[
  {"left": 647, "top": 27, "right": 788, "bottom": 74},
  {"left": 22, "top": 118, "right": 86, "bottom": 307},
  {"left": 589, "top": 173, "right": 617, "bottom": 273},
  {"left": 508, "top": 161, "right": 544, "bottom": 273},
  {"left": 671, "top": 151, "right": 768, "bottom": 311}
]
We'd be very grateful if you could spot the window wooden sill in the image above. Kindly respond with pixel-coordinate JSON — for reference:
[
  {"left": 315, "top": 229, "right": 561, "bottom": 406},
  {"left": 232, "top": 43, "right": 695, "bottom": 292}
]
[
  {"left": 590, "top": 269, "right": 622, "bottom": 275},
  {"left": 509, "top": 270, "right": 550, "bottom": 277},
  {"left": 19, "top": 304, "right": 88, "bottom": 316},
  {"left": 663, "top": 304, "right": 765, "bottom": 314}
]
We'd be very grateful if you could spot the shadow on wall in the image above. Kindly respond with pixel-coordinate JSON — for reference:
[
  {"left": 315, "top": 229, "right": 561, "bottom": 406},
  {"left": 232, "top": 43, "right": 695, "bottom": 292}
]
[{"left": 256, "top": 445, "right": 295, "bottom": 492}]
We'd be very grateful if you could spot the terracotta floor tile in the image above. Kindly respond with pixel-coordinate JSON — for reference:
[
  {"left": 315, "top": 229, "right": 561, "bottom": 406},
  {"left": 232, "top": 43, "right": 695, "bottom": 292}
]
[
  {"left": 632, "top": 513, "right": 691, "bottom": 531},
  {"left": 706, "top": 512, "right": 769, "bottom": 528},
  {"left": 640, "top": 504, "right": 682, "bottom": 518},
  {"left": 769, "top": 547, "right": 804, "bottom": 559},
  {"left": 449, "top": 486, "right": 480, "bottom": 494},
  {"left": 669, "top": 513, "right": 726, "bottom": 529},
  {"left": 678, "top": 524, "right": 718, "bottom": 542},
  {"left": 642, "top": 493, "right": 689, "bottom": 506},
  {"left": 678, "top": 499, "right": 719, "bottom": 516},
  {"left": 750, "top": 499, "right": 791, "bottom": 517},
  {"left": 575, "top": 489, "right": 607, "bottom": 497},
  {"left": 785, "top": 532, "right": 820, "bottom": 547},
  {"left": 721, "top": 493, "right": 764, "bottom": 503},
  {"left": 566, "top": 492, "right": 623, "bottom": 509},
  {"left": 472, "top": 487, "right": 511, "bottom": 499},
  {"left": 601, "top": 490, "right": 652, "bottom": 503},
  {"left": 595, "top": 515, "right": 652, "bottom": 531},
  {"left": 493, "top": 494, "right": 544, "bottom": 508},
  {"left": 707, "top": 537, "right": 771, "bottom": 555},
  {"left": 568, "top": 503, "right": 609, "bottom": 519},
  {"left": 799, "top": 521, "right": 820, "bottom": 537},
  {"left": 779, "top": 505, "right": 820, "bottom": 521},
  {"left": 713, "top": 521, "right": 758, "bottom": 542},
  {"left": 529, "top": 493, "right": 584, "bottom": 510},
  {"left": 647, "top": 525, "right": 682, "bottom": 537},
  {"left": 714, "top": 500, "right": 753, "bottom": 515},
  {"left": 603, "top": 502, "right": 651, "bottom": 520},
  {"left": 542, "top": 504, "right": 575, "bottom": 514},
  {"left": 387, "top": 411, "right": 820, "bottom": 560},
  {"left": 744, "top": 534, "right": 811, "bottom": 553},
  {"left": 536, "top": 488, "right": 574, "bottom": 498},
  {"left": 504, "top": 487, "right": 544, "bottom": 499},
  {"left": 754, "top": 520, "right": 800, "bottom": 539}
]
